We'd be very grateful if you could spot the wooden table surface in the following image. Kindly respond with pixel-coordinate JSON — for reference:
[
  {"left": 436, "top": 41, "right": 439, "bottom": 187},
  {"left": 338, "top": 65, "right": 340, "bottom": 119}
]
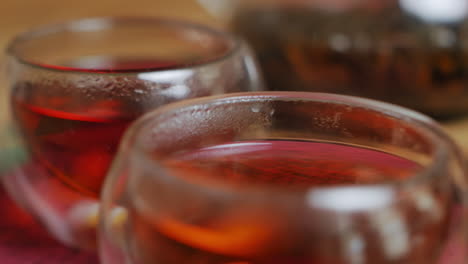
[{"left": 0, "top": 0, "right": 468, "bottom": 263}]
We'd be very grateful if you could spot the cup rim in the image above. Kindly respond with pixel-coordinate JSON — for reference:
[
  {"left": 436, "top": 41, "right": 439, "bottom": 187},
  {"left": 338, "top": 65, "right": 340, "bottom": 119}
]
[
  {"left": 6, "top": 16, "right": 242, "bottom": 75},
  {"left": 114, "top": 91, "right": 461, "bottom": 200}
]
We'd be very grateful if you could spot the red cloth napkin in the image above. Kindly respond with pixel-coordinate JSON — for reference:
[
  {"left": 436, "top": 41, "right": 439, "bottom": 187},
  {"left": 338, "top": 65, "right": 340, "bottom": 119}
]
[{"left": 0, "top": 188, "right": 98, "bottom": 264}]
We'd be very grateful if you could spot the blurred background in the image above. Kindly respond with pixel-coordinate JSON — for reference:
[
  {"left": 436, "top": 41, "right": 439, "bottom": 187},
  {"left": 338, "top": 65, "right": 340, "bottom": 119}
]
[{"left": 1, "top": 0, "right": 468, "bottom": 152}]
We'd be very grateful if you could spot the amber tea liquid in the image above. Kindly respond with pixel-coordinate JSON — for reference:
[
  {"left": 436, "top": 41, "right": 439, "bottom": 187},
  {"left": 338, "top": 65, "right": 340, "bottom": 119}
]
[
  {"left": 127, "top": 140, "right": 452, "bottom": 264},
  {"left": 11, "top": 58, "right": 187, "bottom": 198}
]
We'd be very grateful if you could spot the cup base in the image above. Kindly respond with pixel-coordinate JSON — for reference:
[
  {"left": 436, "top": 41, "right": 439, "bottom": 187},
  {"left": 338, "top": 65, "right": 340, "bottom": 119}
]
[{"left": 2, "top": 162, "right": 99, "bottom": 251}]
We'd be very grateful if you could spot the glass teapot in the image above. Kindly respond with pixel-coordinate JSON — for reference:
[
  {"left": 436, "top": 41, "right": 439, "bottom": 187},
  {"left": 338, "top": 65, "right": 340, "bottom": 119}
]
[{"left": 199, "top": 0, "right": 468, "bottom": 119}]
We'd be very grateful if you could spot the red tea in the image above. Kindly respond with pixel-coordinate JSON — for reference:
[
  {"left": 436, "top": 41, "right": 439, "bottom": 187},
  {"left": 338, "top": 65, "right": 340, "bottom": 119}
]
[
  {"left": 128, "top": 140, "right": 451, "bottom": 264},
  {"left": 12, "top": 100, "right": 133, "bottom": 195},
  {"left": 10, "top": 58, "right": 189, "bottom": 197}
]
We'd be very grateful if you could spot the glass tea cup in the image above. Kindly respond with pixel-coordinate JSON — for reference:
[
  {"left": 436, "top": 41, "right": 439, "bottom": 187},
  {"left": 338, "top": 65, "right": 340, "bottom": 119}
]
[
  {"left": 199, "top": 0, "right": 468, "bottom": 119},
  {"left": 100, "top": 92, "right": 467, "bottom": 264},
  {"left": 0, "top": 17, "right": 262, "bottom": 250}
]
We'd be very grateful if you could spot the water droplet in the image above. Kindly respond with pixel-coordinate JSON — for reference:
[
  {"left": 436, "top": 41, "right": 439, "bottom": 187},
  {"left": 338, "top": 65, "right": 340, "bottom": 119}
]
[{"left": 251, "top": 104, "right": 261, "bottom": 113}]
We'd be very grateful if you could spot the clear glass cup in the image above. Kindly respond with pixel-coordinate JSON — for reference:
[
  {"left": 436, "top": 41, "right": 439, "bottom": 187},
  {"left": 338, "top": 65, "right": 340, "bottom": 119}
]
[
  {"left": 100, "top": 91, "right": 467, "bottom": 264},
  {"left": 199, "top": 0, "right": 468, "bottom": 119},
  {"left": 0, "top": 17, "right": 262, "bottom": 250}
]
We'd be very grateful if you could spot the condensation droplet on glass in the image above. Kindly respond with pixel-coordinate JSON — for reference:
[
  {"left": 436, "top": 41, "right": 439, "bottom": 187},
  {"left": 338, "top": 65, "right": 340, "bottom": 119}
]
[
  {"left": 76, "top": 81, "right": 86, "bottom": 89},
  {"left": 251, "top": 104, "right": 261, "bottom": 113},
  {"left": 161, "top": 85, "right": 190, "bottom": 98},
  {"left": 223, "top": 105, "right": 235, "bottom": 114}
]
